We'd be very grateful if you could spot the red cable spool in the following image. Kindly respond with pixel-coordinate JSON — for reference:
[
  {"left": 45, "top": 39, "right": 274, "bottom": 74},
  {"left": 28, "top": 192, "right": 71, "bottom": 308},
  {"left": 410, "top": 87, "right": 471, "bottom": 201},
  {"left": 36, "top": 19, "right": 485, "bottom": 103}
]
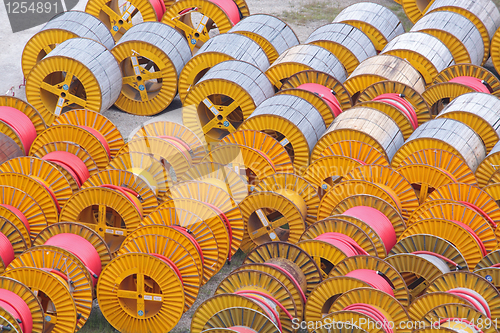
[
  {"left": 209, "top": 0, "right": 241, "bottom": 25},
  {"left": 0, "top": 204, "right": 30, "bottom": 234},
  {"left": 450, "top": 220, "right": 487, "bottom": 256},
  {"left": 345, "top": 269, "right": 394, "bottom": 297},
  {"left": 99, "top": 184, "right": 143, "bottom": 217},
  {"left": 42, "top": 151, "right": 90, "bottom": 186},
  {"left": 0, "top": 289, "right": 33, "bottom": 333},
  {"left": 265, "top": 263, "right": 307, "bottom": 304},
  {"left": 169, "top": 225, "right": 205, "bottom": 267},
  {"left": 342, "top": 206, "right": 397, "bottom": 253},
  {"left": 45, "top": 233, "right": 102, "bottom": 286},
  {"left": 448, "top": 288, "right": 491, "bottom": 319},
  {"left": 79, "top": 126, "right": 111, "bottom": 159},
  {"left": 298, "top": 83, "right": 343, "bottom": 117},
  {"left": 315, "top": 232, "right": 368, "bottom": 257},
  {"left": 372, "top": 93, "right": 418, "bottom": 129},
  {"left": 0, "top": 106, "right": 37, "bottom": 154},
  {"left": 449, "top": 76, "right": 490, "bottom": 94},
  {"left": 458, "top": 201, "right": 497, "bottom": 229},
  {"left": 150, "top": 253, "right": 184, "bottom": 285},
  {"left": 439, "top": 318, "right": 483, "bottom": 333},
  {"left": 205, "top": 202, "right": 233, "bottom": 262},
  {"left": 0, "top": 232, "right": 14, "bottom": 268},
  {"left": 343, "top": 303, "right": 393, "bottom": 333},
  {"left": 236, "top": 293, "right": 281, "bottom": 331}
]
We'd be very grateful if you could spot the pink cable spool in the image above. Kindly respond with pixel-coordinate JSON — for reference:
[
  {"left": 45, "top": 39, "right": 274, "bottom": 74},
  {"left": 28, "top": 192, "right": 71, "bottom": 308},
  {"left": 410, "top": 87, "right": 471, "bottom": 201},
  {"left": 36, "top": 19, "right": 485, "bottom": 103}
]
[
  {"left": 210, "top": 0, "right": 241, "bottom": 25},
  {"left": 79, "top": 126, "right": 111, "bottom": 159},
  {"left": 448, "top": 288, "right": 491, "bottom": 319},
  {"left": 42, "top": 151, "right": 90, "bottom": 186},
  {"left": 315, "top": 232, "right": 368, "bottom": 257},
  {"left": 229, "top": 327, "right": 258, "bottom": 333},
  {"left": 169, "top": 225, "right": 205, "bottom": 267},
  {"left": 451, "top": 220, "right": 487, "bottom": 256},
  {"left": 345, "top": 269, "right": 394, "bottom": 297},
  {"left": 40, "top": 267, "right": 69, "bottom": 281},
  {"left": 150, "top": 253, "right": 184, "bottom": 285},
  {"left": 0, "top": 289, "right": 33, "bottom": 333},
  {"left": 0, "top": 232, "right": 14, "bottom": 267},
  {"left": 342, "top": 206, "right": 397, "bottom": 253},
  {"left": 205, "top": 202, "right": 233, "bottom": 262},
  {"left": 458, "top": 201, "right": 497, "bottom": 229},
  {"left": 344, "top": 303, "right": 393, "bottom": 333},
  {"left": 99, "top": 184, "right": 143, "bottom": 217},
  {"left": 236, "top": 293, "right": 281, "bottom": 331},
  {"left": 150, "top": 0, "right": 166, "bottom": 19},
  {"left": 265, "top": 263, "right": 307, "bottom": 304},
  {"left": 0, "top": 204, "right": 30, "bottom": 234},
  {"left": 449, "top": 76, "right": 490, "bottom": 94},
  {"left": 372, "top": 93, "right": 418, "bottom": 129},
  {"left": 298, "top": 83, "right": 343, "bottom": 117},
  {"left": 0, "top": 106, "right": 37, "bottom": 155},
  {"left": 45, "top": 233, "right": 102, "bottom": 286},
  {"left": 439, "top": 318, "right": 483, "bottom": 333}
]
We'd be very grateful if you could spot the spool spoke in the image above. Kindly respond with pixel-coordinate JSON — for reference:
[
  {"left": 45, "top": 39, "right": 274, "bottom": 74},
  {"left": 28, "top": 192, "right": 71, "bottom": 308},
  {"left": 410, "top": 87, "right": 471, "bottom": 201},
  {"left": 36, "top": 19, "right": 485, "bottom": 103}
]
[
  {"left": 123, "top": 75, "right": 138, "bottom": 85},
  {"left": 251, "top": 226, "right": 269, "bottom": 239},
  {"left": 270, "top": 217, "right": 288, "bottom": 229},
  {"left": 64, "top": 93, "right": 87, "bottom": 107},
  {"left": 141, "top": 71, "right": 162, "bottom": 81},
  {"left": 100, "top": 5, "right": 133, "bottom": 34},
  {"left": 139, "top": 89, "right": 149, "bottom": 102},
  {"left": 40, "top": 82, "right": 61, "bottom": 95}
]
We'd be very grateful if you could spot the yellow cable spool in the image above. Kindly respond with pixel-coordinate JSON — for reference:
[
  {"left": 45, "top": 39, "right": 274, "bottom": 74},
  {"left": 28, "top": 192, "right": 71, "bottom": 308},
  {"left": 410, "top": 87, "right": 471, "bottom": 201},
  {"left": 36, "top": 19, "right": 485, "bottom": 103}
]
[
  {"left": 317, "top": 140, "right": 390, "bottom": 166},
  {"left": 52, "top": 109, "right": 124, "bottom": 158},
  {"left": 191, "top": 294, "right": 271, "bottom": 333},
  {"left": 143, "top": 198, "right": 229, "bottom": 281},
  {"left": 170, "top": 180, "right": 244, "bottom": 257},
  {"left": 0, "top": 202, "right": 34, "bottom": 248},
  {"left": 265, "top": 44, "right": 347, "bottom": 91},
  {"left": 0, "top": 172, "right": 58, "bottom": 226},
  {"left": 426, "top": 271, "right": 500, "bottom": 318},
  {"left": 118, "top": 225, "right": 203, "bottom": 310},
  {"left": 0, "top": 276, "right": 45, "bottom": 333},
  {"left": 407, "top": 291, "right": 474, "bottom": 322},
  {"left": 200, "top": 307, "right": 279, "bottom": 333},
  {"left": 215, "top": 269, "right": 297, "bottom": 333},
  {"left": 0, "top": 156, "right": 73, "bottom": 208},
  {"left": 424, "top": 304, "right": 497, "bottom": 333},
  {"left": 180, "top": 162, "right": 248, "bottom": 203},
  {"left": 344, "top": 55, "right": 426, "bottom": 102},
  {"left": 399, "top": 219, "right": 485, "bottom": 268},
  {"left": 329, "top": 256, "right": 410, "bottom": 307},
  {"left": 59, "top": 186, "right": 143, "bottom": 254},
  {"left": 474, "top": 251, "right": 500, "bottom": 290},
  {"left": 9, "top": 245, "right": 93, "bottom": 330},
  {"left": 401, "top": 0, "right": 434, "bottom": 24},
  {"left": 117, "top": 136, "right": 192, "bottom": 181},
  {"left": 244, "top": 241, "right": 322, "bottom": 297},
  {"left": 475, "top": 142, "right": 500, "bottom": 187},
  {"left": 21, "top": 11, "right": 115, "bottom": 77},
  {"left": 183, "top": 60, "right": 274, "bottom": 142},
  {"left": 0, "top": 133, "right": 24, "bottom": 167},
  {"left": 239, "top": 191, "right": 305, "bottom": 247},
  {"left": 133, "top": 120, "right": 207, "bottom": 163},
  {"left": 82, "top": 169, "right": 158, "bottom": 215},
  {"left": 357, "top": 80, "right": 431, "bottom": 126},
  {"left": 107, "top": 151, "right": 170, "bottom": 200},
  {"left": 395, "top": 148, "right": 477, "bottom": 184},
  {"left": 0, "top": 218, "right": 27, "bottom": 275},
  {"left": 255, "top": 172, "right": 319, "bottom": 225},
  {"left": 112, "top": 22, "right": 192, "bottom": 115},
  {"left": 433, "top": 64, "right": 500, "bottom": 96},
  {"left": 396, "top": 164, "right": 456, "bottom": 204},
  {"left": 25, "top": 38, "right": 121, "bottom": 125},
  {"left": 422, "top": 82, "right": 475, "bottom": 117},
  {"left": 97, "top": 252, "right": 185, "bottom": 333},
  {"left": 220, "top": 129, "right": 294, "bottom": 175},
  {"left": 281, "top": 69, "right": 353, "bottom": 112},
  {"left": 3, "top": 267, "right": 78, "bottom": 333},
  {"left": 306, "top": 23, "right": 377, "bottom": 76}
]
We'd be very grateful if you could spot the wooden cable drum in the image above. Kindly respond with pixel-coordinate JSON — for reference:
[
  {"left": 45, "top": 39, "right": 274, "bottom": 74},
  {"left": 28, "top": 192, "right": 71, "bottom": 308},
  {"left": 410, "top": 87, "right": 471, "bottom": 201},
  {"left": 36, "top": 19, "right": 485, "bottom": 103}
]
[
  {"left": 332, "top": 2, "right": 405, "bottom": 52},
  {"left": 477, "top": 141, "right": 500, "bottom": 187},
  {"left": 183, "top": 60, "right": 274, "bottom": 142},
  {"left": 239, "top": 94, "right": 326, "bottom": 171},
  {"left": 305, "top": 23, "right": 377, "bottom": 75},
  {"left": 0, "top": 133, "right": 24, "bottom": 164},
  {"left": 264, "top": 44, "right": 347, "bottom": 91},
  {"left": 85, "top": 0, "right": 165, "bottom": 42},
  {"left": 112, "top": 22, "right": 192, "bottom": 115},
  {"left": 25, "top": 38, "right": 122, "bottom": 125},
  {"left": 162, "top": 0, "right": 250, "bottom": 54},
  {"left": 437, "top": 92, "right": 500, "bottom": 154},
  {"left": 178, "top": 33, "right": 269, "bottom": 103},
  {"left": 21, "top": 11, "right": 115, "bottom": 77},
  {"left": 344, "top": 54, "right": 426, "bottom": 102},
  {"left": 380, "top": 32, "right": 455, "bottom": 85},
  {"left": 391, "top": 118, "right": 487, "bottom": 173},
  {"left": 311, "top": 106, "right": 404, "bottom": 163},
  {"left": 427, "top": 0, "right": 500, "bottom": 64},
  {"left": 229, "top": 14, "right": 299, "bottom": 64},
  {"left": 410, "top": 11, "right": 484, "bottom": 66}
]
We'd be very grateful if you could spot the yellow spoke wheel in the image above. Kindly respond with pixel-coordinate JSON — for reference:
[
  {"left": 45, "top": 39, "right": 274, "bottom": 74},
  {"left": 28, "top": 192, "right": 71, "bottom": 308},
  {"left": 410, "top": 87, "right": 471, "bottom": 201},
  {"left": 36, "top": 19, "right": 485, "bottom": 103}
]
[
  {"left": 317, "top": 140, "right": 389, "bottom": 166},
  {"left": 408, "top": 291, "right": 474, "bottom": 321},
  {"left": 202, "top": 307, "right": 278, "bottom": 333},
  {"left": 422, "top": 82, "right": 475, "bottom": 117},
  {"left": 97, "top": 253, "right": 185, "bottom": 333},
  {"left": 424, "top": 304, "right": 497, "bottom": 333},
  {"left": 119, "top": 225, "right": 203, "bottom": 310}
]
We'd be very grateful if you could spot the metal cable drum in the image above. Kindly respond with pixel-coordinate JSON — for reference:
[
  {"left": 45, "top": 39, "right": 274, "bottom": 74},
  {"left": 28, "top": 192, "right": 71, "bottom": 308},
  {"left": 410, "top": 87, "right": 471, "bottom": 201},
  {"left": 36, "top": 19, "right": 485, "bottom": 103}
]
[
  {"left": 428, "top": 0, "right": 500, "bottom": 64},
  {"left": 305, "top": 23, "right": 377, "bottom": 76},
  {"left": 410, "top": 11, "right": 484, "bottom": 66},
  {"left": 437, "top": 92, "right": 500, "bottom": 154},
  {"left": 311, "top": 106, "right": 405, "bottom": 163},
  {"left": 112, "top": 22, "right": 192, "bottom": 115},
  {"left": 265, "top": 44, "right": 347, "bottom": 91},
  {"left": 229, "top": 14, "right": 299, "bottom": 64},
  {"left": 344, "top": 54, "right": 426, "bottom": 102},
  {"left": 25, "top": 38, "right": 122, "bottom": 125},
  {"left": 178, "top": 33, "right": 269, "bottom": 103},
  {"left": 239, "top": 94, "right": 326, "bottom": 171},
  {"left": 162, "top": 0, "right": 250, "bottom": 54},
  {"left": 380, "top": 32, "right": 455, "bottom": 85},
  {"left": 332, "top": 2, "right": 405, "bottom": 52},
  {"left": 183, "top": 60, "right": 274, "bottom": 142},
  {"left": 478, "top": 141, "right": 500, "bottom": 187},
  {"left": 21, "top": 11, "right": 115, "bottom": 77},
  {"left": 0, "top": 133, "right": 24, "bottom": 164},
  {"left": 391, "top": 118, "right": 487, "bottom": 174}
]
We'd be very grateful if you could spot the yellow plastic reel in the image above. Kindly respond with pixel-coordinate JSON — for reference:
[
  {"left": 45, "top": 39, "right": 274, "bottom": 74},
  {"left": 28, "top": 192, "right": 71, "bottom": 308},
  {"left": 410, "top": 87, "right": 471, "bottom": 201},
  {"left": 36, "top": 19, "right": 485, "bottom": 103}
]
[{"left": 408, "top": 291, "right": 474, "bottom": 322}]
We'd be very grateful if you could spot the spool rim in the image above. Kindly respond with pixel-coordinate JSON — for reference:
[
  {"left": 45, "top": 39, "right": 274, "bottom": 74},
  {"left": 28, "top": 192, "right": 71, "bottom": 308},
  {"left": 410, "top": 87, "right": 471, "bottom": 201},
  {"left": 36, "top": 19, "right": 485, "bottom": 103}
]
[
  {"left": 423, "top": 303, "right": 497, "bottom": 333},
  {"left": 317, "top": 140, "right": 390, "bottom": 166},
  {"left": 422, "top": 82, "right": 476, "bottom": 118},
  {"left": 0, "top": 217, "right": 28, "bottom": 260},
  {"left": 408, "top": 291, "right": 475, "bottom": 322}
]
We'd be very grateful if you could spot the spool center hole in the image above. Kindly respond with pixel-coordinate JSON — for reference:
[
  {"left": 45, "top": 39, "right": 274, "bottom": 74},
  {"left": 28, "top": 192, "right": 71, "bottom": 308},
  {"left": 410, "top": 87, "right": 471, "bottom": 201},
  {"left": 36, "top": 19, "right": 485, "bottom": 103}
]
[
  {"left": 194, "top": 32, "right": 200, "bottom": 37},
  {"left": 118, "top": 19, "right": 124, "bottom": 25},
  {"left": 60, "top": 92, "right": 66, "bottom": 98},
  {"left": 136, "top": 76, "right": 142, "bottom": 81},
  {"left": 216, "top": 115, "right": 223, "bottom": 121}
]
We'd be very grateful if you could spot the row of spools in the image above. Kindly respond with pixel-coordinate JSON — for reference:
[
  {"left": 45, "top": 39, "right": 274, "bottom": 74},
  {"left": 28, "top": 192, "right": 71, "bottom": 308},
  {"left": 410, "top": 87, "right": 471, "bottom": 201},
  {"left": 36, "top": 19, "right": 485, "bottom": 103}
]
[{"left": 3, "top": 0, "right": 500, "bottom": 332}]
